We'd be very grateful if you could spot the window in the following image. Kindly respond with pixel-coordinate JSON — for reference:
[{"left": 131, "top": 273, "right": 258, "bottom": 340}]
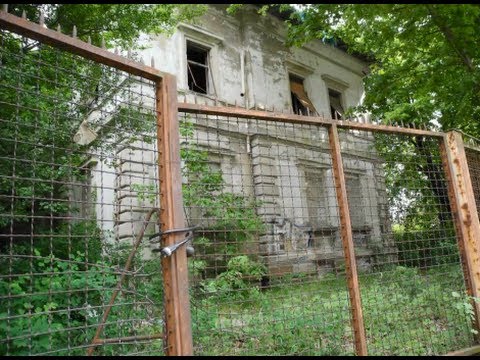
[
  {"left": 305, "top": 170, "right": 328, "bottom": 228},
  {"left": 186, "top": 41, "right": 210, "bottom": 94},
  {"left": 305, "top": 170, "right": 331, "bottom": 244},
  {"left": 71, "top": 165, "right": 93, "bottom": 221},
  {"left": 304, "top": 168, "right": 336, "bottom": 249},
  {"left": 345, "top": 174, "right": 366, "bottom": 228},
  {"left": 321, "top": 74, "right": 349, "bottom": 120},
  {"left": 329, "top": 88, "right": 344, "bottom": 120},
  {"left": 289, "top": 74, "right": 316, "bottom": 116},
  {"left": 179, "top": 23, "right": 223, "bottom": 96}
]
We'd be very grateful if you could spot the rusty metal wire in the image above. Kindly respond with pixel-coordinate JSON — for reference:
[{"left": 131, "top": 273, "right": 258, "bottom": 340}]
[
  {"left": 181, "top": 111, "right": 476, "bottom": 356},
  {"left": 0, "top": 27, "right": 166, "bottom": 356},
  {"left": 181, "top": 112, "right": 355, "bottom": 356},
  {"left": 1, "top": 10, "right": 479, "bottom": 357},
  {"left": 341, "top": 129, "right": 475, "bottom": 355},
  {"left": 466, "top": 147, "right": 480, "bottom": 217}
]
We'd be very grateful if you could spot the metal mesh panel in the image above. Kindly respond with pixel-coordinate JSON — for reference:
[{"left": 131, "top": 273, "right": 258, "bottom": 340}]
[
  {"left": 340, "top": 129, "right": 475, "bottom": 355},
  {"left": 0, "top": 29, "right": 166, "bottom": 355},
  {"left": 1, "top": 11, "right": 479, "bottom": 356},
  {"left": 181, "top": 112, "right": 355, "bottom": 356},
  {"left": 181, "top": 109, "right": 478, "bottom": 356}
]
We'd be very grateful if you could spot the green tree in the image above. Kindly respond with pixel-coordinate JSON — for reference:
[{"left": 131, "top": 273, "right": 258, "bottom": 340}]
[
  {"left": 0, "top": 5, "right": 206, "bottom": 355},
  {"left": 179, "top": 119, "right": 266, "bottom": 294},
  {"left": 278, "top": 4, "right": 480, "bottom": 136},
  {"left": 8, "top": 4, "right": 207, "bottom": 48},
  {"left": 235, "top": 4, "right": 473, "bottom": 265},
  {"left": 0, "top": 4, "right": 206, "bottom": 250}
]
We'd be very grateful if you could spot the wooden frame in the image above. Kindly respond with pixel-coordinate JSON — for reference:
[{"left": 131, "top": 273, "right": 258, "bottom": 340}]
[
  {"left": 440, "top": 131, "right": 480, "bottom": 338},
  {"left": 178, "top": 103, "right": 444, "bottom": 137},
  {"left": 0, "top": 9, "right": 194, "bottom": 356},
  {"left": 328, "top": 124, "right": 368, "bottom": 356},
  {"left": 0, "top": 11, "right": 165, "bottom": 81},
  {"left": 156, "top": 76, "right": 193, "bottom": 355}
]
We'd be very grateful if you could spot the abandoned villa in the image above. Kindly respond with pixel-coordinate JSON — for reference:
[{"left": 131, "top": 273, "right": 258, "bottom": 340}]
[{"left": 75, "top": 4, "right": 396, "bottom": 277}]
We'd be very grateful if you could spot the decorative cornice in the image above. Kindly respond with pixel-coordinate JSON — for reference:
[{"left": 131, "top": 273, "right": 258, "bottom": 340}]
[{"left": 177, "top": 23, "right": 224, "bottom": 46}]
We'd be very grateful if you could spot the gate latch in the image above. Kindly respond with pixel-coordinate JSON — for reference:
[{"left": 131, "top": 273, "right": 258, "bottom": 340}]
[{"left": 149, "top": 226, "right": 199, "bottom": 257}]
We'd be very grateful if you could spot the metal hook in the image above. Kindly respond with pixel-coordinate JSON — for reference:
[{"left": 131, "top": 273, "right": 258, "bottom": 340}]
[{"left": 149, "top": 225, "right": 199, "bottom": 257}]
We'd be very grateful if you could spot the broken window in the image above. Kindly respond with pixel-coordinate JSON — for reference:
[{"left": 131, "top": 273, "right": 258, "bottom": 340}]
[
  {"left": 186, "top": 41, "right": 210, "bottom": 94},
  {"left": 329, "top": 88, "right": 344, "bottom": 120},
  {"left": 289, "top": 74, "right": 316, "bottom": 116}
]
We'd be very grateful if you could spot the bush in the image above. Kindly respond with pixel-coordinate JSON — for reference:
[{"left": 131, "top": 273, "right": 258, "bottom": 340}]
[
  {"left": 0, "top": 250, "right": 117, "bottom": 355},
  {"left": 203, "top": 255, "right": 266, "bottom": 298},
  {"left": 392, "top": 223, "right": 458, "bottom": 268}
]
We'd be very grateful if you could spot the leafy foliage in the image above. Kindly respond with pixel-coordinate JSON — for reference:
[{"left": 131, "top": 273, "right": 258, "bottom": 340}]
[
  {"left": 180, "top": 119, "right": 266, "bottom": 294},
  {"left": 192, "top": 265, "right": 475, "bottom": 355},
  {"left": 0, "top": 3, "right": 205, "bottom": 248},
  {"left": 0, "top": 249, "right": 116, "bottom": 355},
  {"left": 372, "top": 133, "right": 457, "bottom": 267},
  {"left": 0, "top": 244, "right": 165, "bottom": 356},
  {"left": 254, "top": 4, "right": 480, "bottom": 136},
  {"left": 0, "top": 4, "right": 205, "bottom": 355},
  {"left": 202, "top": 255, "right": 266, "bottom": 298},
  {"left": 8, "top": 4, "right": 207, "bottom": 49},
  {"left": 452, "top": 291, "right": 480, "bottom": 335}
]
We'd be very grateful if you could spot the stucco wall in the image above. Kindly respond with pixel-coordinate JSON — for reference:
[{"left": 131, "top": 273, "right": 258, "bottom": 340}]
[
  {"left": 139, "top": 4, "right": 367, "bottom": 117},
  {"left": 85, "top": 5, "right": 394, "bottom": 273}
]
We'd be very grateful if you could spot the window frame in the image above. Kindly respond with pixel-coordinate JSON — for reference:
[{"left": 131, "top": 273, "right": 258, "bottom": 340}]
[
  {"left": 289, "top": 73, "right": 317, "bottom": 116},
  {"left": 328, "top": 88, "right": 345, "bottom": 120},
  {"left": 178, "top": 23, "right": 223, "bottom": 97},
  {"left": 321, "top": 74, "right": 349, "bottom": 120},
  {"left": 186, "top": 40, "right": 211, "bottom": 95}
]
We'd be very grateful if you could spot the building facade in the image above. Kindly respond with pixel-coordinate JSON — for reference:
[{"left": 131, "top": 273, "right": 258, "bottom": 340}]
[{"left": 80, "top": 5, "right": 395, "bottom": 275}]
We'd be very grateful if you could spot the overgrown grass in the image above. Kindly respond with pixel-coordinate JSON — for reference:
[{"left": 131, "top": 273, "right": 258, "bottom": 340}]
[{"left": 191, "top": 264, "right": 476, "bottom": 356}]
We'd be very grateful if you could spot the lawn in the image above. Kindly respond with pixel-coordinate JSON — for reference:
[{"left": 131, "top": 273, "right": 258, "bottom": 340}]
[{"left": 190, "top": 264, "right": 476, "bottom": 356}]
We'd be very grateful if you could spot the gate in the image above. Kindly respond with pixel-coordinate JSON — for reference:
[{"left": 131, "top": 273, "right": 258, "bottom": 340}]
[
  {"left": 0, "top": 9, "right": 190, "bottom": 356},
  {"left": 1, "top": 7, "right": 480, "bottom": 356}
]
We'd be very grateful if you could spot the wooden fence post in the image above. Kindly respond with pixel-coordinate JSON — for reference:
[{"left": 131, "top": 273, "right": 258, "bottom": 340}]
[
  {"left": 440, "top": 131, "right": 480, "bottom": 337},
  {"left": 328, "top": 124, "right": 368, "bottom": 355},
  {"left": 156, "top": 74, "right": 193, "bottom": 355}
]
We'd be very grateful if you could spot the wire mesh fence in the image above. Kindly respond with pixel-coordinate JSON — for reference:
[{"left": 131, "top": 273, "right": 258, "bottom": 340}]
[
  {"left": 0, "top": 27, "right": 167, "bottom": 356},
  {"left": 343, "top": 130, "right": 475, "bottom": 355},
  {"left": 1, "top": 9, "right": 480, "bottom": 357},
  {"left": 181, "top": 113, "right": 355, "bottom": 356},
  {"left": 181, "top": 111, "right": 478, "bottom": 356},
  {"left": 466, "top": 145, "right": 480, "bottom": 217}
]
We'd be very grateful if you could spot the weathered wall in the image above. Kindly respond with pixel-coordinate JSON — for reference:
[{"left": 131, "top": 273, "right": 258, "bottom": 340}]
[
  {"left": 140, "top": 4, "right": 368, "bottom": 116},
  {"left": 178, "top": 117, "right": 393, "bottom": 275},
  {"left": 87, "top": 5, "right": 393, "bottom": 274}
]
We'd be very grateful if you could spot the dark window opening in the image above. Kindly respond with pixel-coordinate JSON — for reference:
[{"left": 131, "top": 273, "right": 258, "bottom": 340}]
[
  {"left": 329, "top": 88, "right": 344, "bottom": 120},
  {"left": 289, "top": 74, "right": 316, "bottom": 116},
  {"left": 187, "top": 41, "right": 209, "bottom": 94}
]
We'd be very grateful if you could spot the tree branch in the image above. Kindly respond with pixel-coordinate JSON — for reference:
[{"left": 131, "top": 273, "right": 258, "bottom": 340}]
[{"left": 425, "top": 4, "right": 474, "bottom": 72}]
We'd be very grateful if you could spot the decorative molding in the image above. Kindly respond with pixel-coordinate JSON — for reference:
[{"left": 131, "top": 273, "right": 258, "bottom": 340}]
[
  {"left": 303, "top": 42, "right": 366, "bottom": 77},
  {"left": 321, "top": 74, "right": 349, "bottom": 91},
  {"left": 178, "top": 23, "right": 224, "bottom": 46},
  {"left": 344, "top": 169, "right": 367, "bottom": 177},
  {"left": 285, "top": 58, "right": 315, "bottom": 78},
  {"left": 297, "top": 158, "right": 331, "bottom": 169}
]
